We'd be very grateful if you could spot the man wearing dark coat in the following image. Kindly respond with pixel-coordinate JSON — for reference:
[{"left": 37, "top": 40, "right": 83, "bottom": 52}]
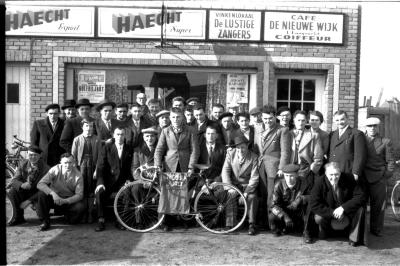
[
  {"left": 219, "top": 112, "right": 236, "bottom": 146},
  {"left": 230, "top": 112, "right": 255, "bottom": 150},
  {"left": 94, "top": 99, "right": 119, "bottom": 144},
  {"left": 30, "top": 104, "right": 65, "bottom": 167},
  {"left": 189, "top": 104, "right": 221, "bottom": 145},
  {"left": 124, "top": 103, "right": 152, "bottom": 148}
]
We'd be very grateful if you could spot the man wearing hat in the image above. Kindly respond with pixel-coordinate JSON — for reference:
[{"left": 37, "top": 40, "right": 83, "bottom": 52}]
[
  {"left": 221, "top": 135, "right": 260, "bottom": 235},
  {"left": 210, "top": 103, "right": 225, "bottom": 121},
  {"left": 363, "top": 117, "right": 395, "bottom": 237},
  {"left": 95, "top": 99, "right": 118, "bottom": 143},
  {"left": 156, "top": 110, "right": 171, "bottom": 135},
  {"left": 60, "top": 98, "right": 96, "bottom": 153},
  {"left": 310, "top": 162, "right": 367, "bottom": 246},
  {"left": 186, "top": 97, "right": 200, "bottom": 106},
  {"left": 31, "top": 103, "right": 65, "bottom": 167},
  {"left": 249, "top": 107, "right": 264, "bottom": 131},
  {"left": 61, "top": 99, "right": 77, "bottom": 120},
  {"left": 7, "top": 146, "right": 50, "bottom": 225},
  {"left": 269, "top": 164, "right": 309, "bottom": 240},
  {"left": 230, "top": 112, "right": 255, "bottom": 150}
]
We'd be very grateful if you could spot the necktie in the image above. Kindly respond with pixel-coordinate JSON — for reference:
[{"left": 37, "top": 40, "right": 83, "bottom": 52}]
[
  {"left": 207, "top": 145, "right": 213, "bottom": 164},
  {"left": 106, "top": 121, "right": 111, "bottom": 131}
]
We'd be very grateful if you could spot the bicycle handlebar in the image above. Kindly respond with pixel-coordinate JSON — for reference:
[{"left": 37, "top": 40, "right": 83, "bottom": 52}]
[{"left": 13, "top": 135, "right": 30, "bottom": 144}]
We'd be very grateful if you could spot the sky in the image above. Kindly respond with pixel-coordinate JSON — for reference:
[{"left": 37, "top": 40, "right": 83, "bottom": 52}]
[{"left": 359, "top": 2, "right": 400, "bottom": 106}]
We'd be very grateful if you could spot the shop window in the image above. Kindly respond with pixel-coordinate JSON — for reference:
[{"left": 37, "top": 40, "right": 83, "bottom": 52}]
[
  {"left": 277, "top": 78, "right": 316, "bottom": 113},
  {"left": 6, "top": 83, "right": 19, "bottom": 104}
]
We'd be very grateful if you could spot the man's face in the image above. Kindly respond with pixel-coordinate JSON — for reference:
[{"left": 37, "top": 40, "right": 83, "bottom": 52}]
[
  {"left": 78, "top": 105, "right": 91, "bottom": 118},
  {"left": 47, "top": 108, "right": 60, "bottom": 123},
  {"left": 212, "top": 107, "right": 224, "bottom": 120},
  {"left": 334, "top": 113, "right": 348, "bottom": 130},
  {"left": 100, "top": 105, "right": 113, "bottom": 120},
  {"left": 261, "top": 113, "right": 276, "bottom": 128},
  {"left": 172, "top": 100, "right": 184, "bottom": 111},
  {"left": 64, "top": 107, "right": 76, "bottom": 119},
  {"left": 221, "top": 116, "right": 233, "bottom": 130},
  {"left": 143, "top": 133, "right": 156, "bottom": 146},
  {"left": 228, "top": 107, "right": 238, "bottom": 116},
  {"left": 170, "top": 112, "right": 183, "bottom": 128},
  {"left": 366, "top": 124, "right": 379, "bottom": 137},
  {"left": 113, "top": 128, "right": 125, "bottom": 144},
  {"left": 236, "top": 143, "right": 249, "bottom": 157},
  {"left": 278, "top": 111, "right": 291, "bottom": 126},
  {"left": 115, "top": 107, "right": 128, "bottom": 121},
  {"left": 309, "top": 114, "right": 322, "bottom": 130},
  {"left": 325, "top": 166, "right": 341, "bottom": 187},
  {"left": 194, "top": 109, "right": 206, "bottom": 123},
  {"left": 82, "top": 122, "right": 94, "bottom": 136},
  {"left": 136, "top": 94, "right": 146, "bottom": 105},
  {"left": 61, "top": 156, "right": 74, "bottom": 172},
  {"left": 159, "top": 114, "right": 170, "bottom": 128},
  {"left": 294, "top": 114, "right": 307, "bottom": 130},
  {"left": 148, "top": 103, "right": 161, "bottom": 116},
  {"left": 184, "top": 111, "right": 194, "bottom": 123},
  {"left": 205, "top": 128, "right": 217, "bottom": 144},
  {"left": 130, "top": 107, "right": 142, "bottom": 120},
  {"left": 237, "top": 116, "right": 249, "bottom": 130},
  {"left": 250, "top": 114, "right": 260, "bottom": 124},
  {"left": 28, "top": 151, "right": 41, "bottom": 164},
  {"left": 284, "top": 172, "right": 298, "bottom": 188}
]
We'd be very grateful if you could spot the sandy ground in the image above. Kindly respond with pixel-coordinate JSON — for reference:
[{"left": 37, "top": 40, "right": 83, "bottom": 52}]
[{"left": 6, "top": 206, "right": 400, "bottom": 265}]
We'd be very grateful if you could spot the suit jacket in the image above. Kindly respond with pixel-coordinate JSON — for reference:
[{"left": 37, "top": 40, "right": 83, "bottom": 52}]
[
  {"left": 31, "top": 117, "right": 65, "bottom": 167},
  {"left": 71, "top": 134, "right": 102, "bottom": 166},
  {"left": 154, "top": 125, "right": 199, "bottom": 172},
  {"left": 197, "top": 140, "right": 226, "bottom": 180},
  {"left": 230, "top": 126, "right": 255, "bottom": 150},
  {"left": 254, "top": 124, "right": 291, "bottom": 178},
  {"left": 60, "top": 116, "right": 96, "bottom": 153},
  {"left": 289, "top": 129, "right": 324, "bottom": 177},
  {"left": 9, "top": 159, "right": 50, "bottom": 191},
  {"left": 328, "top": 127, "right": 367, "bottom": 176},
  {"left": 189, "top": 118, "right": 222, "bottom": 145},
  {"left": 95, "top": 118, "right": 119, "bottom": 142},
  {"left": 124, "top": 117, "right": 152, "bottom": 148},
  {"left": 310, "top": 174, "right": 366, "bottom": 219},
  {"left": 221, "top": 149, "right": 259, "bottom": 194},
  {"left": 131, "top": 142, "right": 156, "bottom": 180},
  {"left": 363, "top": 135, "right": 395, "bottom": 183},
  {"left": 312, "top": 128, "right": 330, "bottom": 157},
  {"left": 96, "top": 141, "right": 133, "bottom": 190}
]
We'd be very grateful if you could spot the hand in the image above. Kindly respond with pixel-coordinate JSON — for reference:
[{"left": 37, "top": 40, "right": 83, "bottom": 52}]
[
  {"left": 287, "top": 197, "right": 302, "bottom": 210},
  {"left": 56, "top": 198, "right": 68, "bottom": 206},
  {"left": 277, "top": 170, "right": 284, "bottom": 177},
  {"left": 284, "top": 215, "right": 293, "bottom": 228},
  {"left": 105, "top": 138, "right": 113, "bottom": 144},
  {"left": 95, "top": 185, "right": 105, "bottom": 194},
  {"left": 20, "top": 182, "right": 31, "bottom": 190},
  {"left": 50, "top": 191, "right": 62, "bottom": 205},
  {"left": 353, "top": 174, "right": 359, "bottom": 181},
  {"left": 187, "top": 169, "right": 193, "bottom": 176},
  {"left": 333, "top": 206, "right": 345, "bottom": 220},
  {"left": 93, "top": 170, "right": 97, "bottom": 180}
]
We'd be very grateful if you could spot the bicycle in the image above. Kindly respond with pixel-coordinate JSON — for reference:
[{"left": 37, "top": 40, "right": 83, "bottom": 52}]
[
  {"left": 391, "top": 160, "right": 400, "bottom": 221},
  {"left": 113, "top": 164, "right": 248, "bottom": 234}
]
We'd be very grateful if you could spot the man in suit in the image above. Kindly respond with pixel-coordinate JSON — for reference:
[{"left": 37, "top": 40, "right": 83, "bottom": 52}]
[
  {"left": 115, "top": 103, "right": 129, "bottom": 124},
  {"left": 210, "top": 103, "right": 225, "bottom": 121},
  {"left": 310, "top": 162, "right": 367, "bottom": 246},
  {"left": 154, "top": 107, "right": 199, "bottom": 174},
  {"left": 190, "top": 104, "right": 221, "bottom": 145},
  {"left": 219, "top": 112, "right": 235, "bottom": 146},
  {"left": 221, "top": 135, "right": 260, "bottom": 235},
  {"left": 94, "top": 99, "right": 118, "bottom": 144},
  {"left": 230, "top": 112, "right": 255, "bottom": 150},
  {"left": 94, "top": 127, "right": 133, "bottom": 231},
  {"left": 125, "top": 103, "right": 152, "bottom": 148},
  {"left": 363, "top": 117, "right": 395, "bottom": 236},
  {"left": 60, "top": 98, "right": 96, "bottom": 153},
  {"left": 254, "top": 105, "right": 290, "bottom": 224},
  {"left": 308, "top": 111, "right": 330, "bottom": 158},
  {"left": 328, "top": 110, "right": 367, "bottom": 182},
  {"left": 31, "top": 104, "right": 65, "bottom": 167},
  {"left": 277, "top": 106, "right": 294, "bottom": 130},
  {"left": 7, "top": 146, "right": 50, "bottom": 225},
  {"left": 61, "top": 99, "right": 77, "bottom": 120}
]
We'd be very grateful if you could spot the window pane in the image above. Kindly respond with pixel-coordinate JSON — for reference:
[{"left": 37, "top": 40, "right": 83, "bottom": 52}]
[
  {"left": 290, "top": 102, "right": 301, "bottom": 114},
  {"left": 7, "top": 83, "right": 19, "bottom": 104},
  {"left": 303, "top": 80, "right": 315, "bottom": 101},
  {"left": 290, "top": 79, "right": 302, "bottom": 100},
  {"left": 277, "top": 79, "right": 289, "bottom": 100},
  {"left": 303, "top": 102, "right": 315, "bottom": 113}
]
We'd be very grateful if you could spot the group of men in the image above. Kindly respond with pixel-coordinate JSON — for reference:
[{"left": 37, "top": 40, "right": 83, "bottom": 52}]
[{"left": 7, "top": 92, "right": 395, "bottom": 246}]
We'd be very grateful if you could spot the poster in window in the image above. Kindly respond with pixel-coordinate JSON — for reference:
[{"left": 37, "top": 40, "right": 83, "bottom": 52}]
[
  {"left": 226, "top": 74, "right": 248, "bottom": 104},
  {"left": 77, "top": 70, "right": 106, "bottom": 103}
]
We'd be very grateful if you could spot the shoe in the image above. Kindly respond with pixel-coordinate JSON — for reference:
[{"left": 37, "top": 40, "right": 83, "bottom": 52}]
[
  {"left": 370, "top": 230, "right": 383, "bottom": 237},
  {"left": 272, "top": 229, "right": 282, "bottom": 237},
  {"left": 348, "top": 240, "right": 357, "bottom": 247},
  {"left": 319, "top": 229, "right": 328, "bottom": 240},
  {"left": 95, "top": 221, "right": 105, "bottom": 232},
  {"left": 303, "top": 233, "right": 313, "bottom": 244},
  {"left": 8, "top": 217, "right": 26, "bottom": 226},
  {"left": 39, "top": 220, "right": 50, "bottom": 231},
  {"left": 248, "top": 224, "right": 256, "bottom": 235},
  {"left": 115, "top": 222, "right": 126, "bottom": 230}
]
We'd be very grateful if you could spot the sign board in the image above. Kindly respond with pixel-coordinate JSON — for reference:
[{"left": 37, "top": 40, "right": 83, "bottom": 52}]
[
  {"left": 77, "top": 70, "right": 106, "bottom": 103},
  {"left": 264, "top": 11, "right": 344, "bottom": 44},
  {"left": 5, "top": 6, "right": 95, "bottom": 37},
  {"left": 226, "top": 74, "right": 249, "bottom": 104},
  {"left": 98, "top": 8, "right": 206, "bottom": 39},
  {"left": 208, "top": 10, "right": 262, "bottom": 41}
]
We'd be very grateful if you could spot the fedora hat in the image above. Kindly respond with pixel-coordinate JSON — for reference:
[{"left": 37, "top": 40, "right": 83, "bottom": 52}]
[
  {"left": 75, "top": 98, "right": 93, "bottom": 108},
  {"left": 96, "top": 99, "right": 116, "bottom": 112},
  {"left": 232, "top": 135, "right": 249, "bottom": 147},
  {"left": 45, "top": 103, "right": 60, "bottom": 112},
  {"left": 218, "top": 112, "right": 234, "bottom": 120},
  {"left": 61, "top": 99, "right": 76, "bottom": 110},
  {"left": 331, "top": 215, "right": 350, "bottom": 230}
]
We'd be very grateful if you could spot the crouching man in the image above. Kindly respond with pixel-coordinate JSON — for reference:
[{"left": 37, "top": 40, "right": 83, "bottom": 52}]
[
  {"left": 310, "top": 162, "right": 367, "bottom": 246},
  {"left": 269, "top": 164, "right": 310, "bottom": 241},
  {"left": 36, "top": 153, "right": 85, "bottom": 231}
]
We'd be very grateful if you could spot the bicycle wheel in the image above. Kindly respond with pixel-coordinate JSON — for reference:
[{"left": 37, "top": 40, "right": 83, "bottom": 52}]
[
  {"left": 391, "top": 182, "right": 400, "bottom": 221},
  {"left": 6, "top": 166, "right": 15, "bottom": 188},
  {"left": 194, "top": 182, "right": 248, "bottom": 234},
  {"left": 6, "top": 192, "right": 17, "bottom": 225},
  {"left": 114, "top": 182, "right": 165, "bottom": 232}
]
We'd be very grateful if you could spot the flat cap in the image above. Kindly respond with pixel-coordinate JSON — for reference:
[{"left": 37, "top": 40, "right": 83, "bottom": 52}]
[
  {"left": 141, "top": 126, "right": 158, "bottom": 135},
  {"left": 186, "top": 97, "right": 200, "bottom": 105},
  {"left": 365, "top": 117, "right": 381, "bottom": 126},
  {"left": 218, "top": 112, "right": 234, "bottom": 120},
  {"left": 249, "top": 107, "right": 262, "bottom": 115},
  {"left": 331, "top": 215, "right": 350, "bottom": 230},
  {"left": 156, "top": 110, "right": 170, "bottom": 118},
  {"left": 281, "top": 164, "right": 300, "bottom": 173},
  {"left": 28, "top": 145, "right": 42, "bottom": 154},
  {"left": 171, "top": 96, "right": 185, "bottom": 103},
  {"left": 45, "top": 104, "right": 60, "bottom": 112},
  {"left": 61, "top": 99, "right": 76, "bottom": 110}
]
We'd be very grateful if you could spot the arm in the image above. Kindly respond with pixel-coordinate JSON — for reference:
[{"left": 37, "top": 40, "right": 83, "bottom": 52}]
[
  {"left": 279, "top": 127, "right": 291, "bottom": 171},
  {"left": 188, "top": 130, "right": 200, "bottom": 170},
  {"left": 37, "top": 167, "right": 56, "bottom": 195},
  {"left": 9, "top": 162, "right": 26, "bottom": 190},
  {"left": 352, "top": 130, "right": 367, "bottom": 176},
  {"left": 310, "top": 179, "right": 335, "bottom": 219},
  {"left": 221, "top": 151, "right": 233, "bottom": 184},
  {"left": 341, "top": 179, "right": 367, "bottom": 215},
  {"left": 270, "top": 182, "right": 288, "bottom": 219},
  {"left": 63, "top": 174, "right": 84, "bottom": 204},
  {"left": 30, "top": 121, "right": 40, "bottom": 146},
  {"left": 154, "top": 129, "right": 167, "bottom": 168},
  {"left": 244, "top": 155, "right": 260, "bottom": 194},
  {"left": 96, "top": 145, "right": 107, "bottom": 186},
  {"left": 385, "top": 139, "right": 395, "bottom": 176},
  {"left": 131, "top": 149, "right": 141, "bottom": 180},
  {"left": 71, "top": 137, "right": 79, "bottom": 165},
  {"left": 311, "top": 134, "right": 324, "bottom": 174},
  {"left": 59, "top": 120, "right": 73, "bottom": 152}
]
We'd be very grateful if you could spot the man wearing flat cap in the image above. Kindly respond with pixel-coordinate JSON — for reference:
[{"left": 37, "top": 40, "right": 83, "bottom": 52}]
[
  {"left": 95, "top": 99, "right": 119, "bottom": 144},
  {"left": 60, "top": 98, "right": 96, "bottom": 153},
  {"left": 7, "top": 146, "right": 50, "bottom": 225},
  {"left": 363, "top": 117, "right": 395, "bottom": 237},
  {"left": 156, "top": 110, "right": 171, "bottom": 135},
  {"left": 221, "top": 135, "right": 259, "bottom": 235},
  {"left": 186, "top": 97, "right": 200, "bottom": 106},
  {"left": 219, "top": 112, "right": 236, "bottom": 146},
  {"left": 61, "top": 99, "right": 77, "bottom": 120},
  {"left": 249, "top": 107, "right": 264, "bottom": 131},
  {"left": 31, "top": 103, "right": 65, "bottom": 167}
]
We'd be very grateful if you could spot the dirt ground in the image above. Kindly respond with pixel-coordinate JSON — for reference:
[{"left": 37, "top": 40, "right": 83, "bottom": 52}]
[{"left": 6, "top": 206, "right": 400, "bottom": 265}]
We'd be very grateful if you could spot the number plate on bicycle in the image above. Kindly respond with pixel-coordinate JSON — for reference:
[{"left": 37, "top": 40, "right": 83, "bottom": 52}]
[{"left": 158, "top": 172, "right": 190, "bottom": 215}]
